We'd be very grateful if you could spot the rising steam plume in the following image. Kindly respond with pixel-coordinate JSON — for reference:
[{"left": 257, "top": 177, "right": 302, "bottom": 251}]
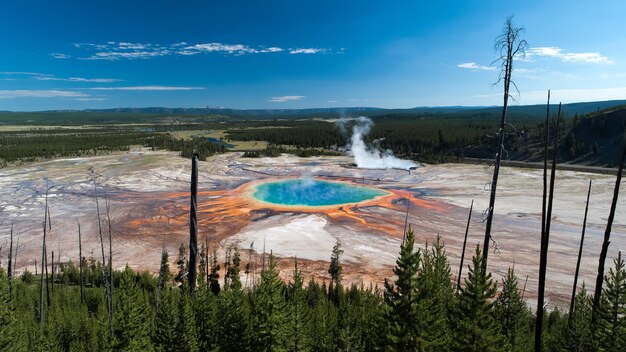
[{"left": 338, "top": 116, "right": 418, "bottom": 170}]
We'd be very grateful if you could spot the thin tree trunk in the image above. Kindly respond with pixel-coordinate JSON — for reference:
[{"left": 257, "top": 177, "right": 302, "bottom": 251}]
[
  {"left": 569, "top": 180, "right": 592, "bottom": 323},
  {"left": 104, "top": 187, "right": 114, "bottom": 326},
  {"left": 206, "top": 236, "right": 210, "bottom": 286},
  {"left": 457, "top": 200, "right": 474, "bottom": 292},
  {"left": 13, "top": 237, "right": 19, "bottom": 279},
  {"left": 541, "top": 92, "right": 550, "bottom": 254},
  {"left": 8, "top": 223, "right": 13, "bottom": 299},
  {"left": 40, "top": 183, "right": 49, "bottom": 326},
  {"left": 521, "top": 274, "right": 529, "bottom": 300},
  {"left": 45, "top": 249, "right": 50, "bottom": 307},
  {"left": 402, "top": 193, "right": 411, "bottom": 244},
  {"left": 92, "top": 175, "right": 111, "bottom": 331},
  {"left": 483, "top": 35, "right": 513, "bottom": 266},
  {"left": 78, "top": 222, "right": 84, "bottom": 304},
  {"left": 591, "top": 141, "right": 626, "bottom": 327},
  {"left": 535, "top": 103, "right": 561, "bottom": 352},
  {"left": 188, "top": 154, "right": 199, "bottom": 296},
  {"left": 51, "top": 250, "right": 54, "bottom": 293}
]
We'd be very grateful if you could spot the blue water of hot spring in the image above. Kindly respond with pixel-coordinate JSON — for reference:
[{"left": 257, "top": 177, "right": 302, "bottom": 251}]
[{"left": 252, "top": 178, "right": 386, "bottom": 207}]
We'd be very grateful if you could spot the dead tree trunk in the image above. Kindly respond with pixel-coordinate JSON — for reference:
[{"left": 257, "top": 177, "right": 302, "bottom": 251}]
[
  {"left": 535, "top": 103, "right": 561, "bottom": 352},
  {"left": 402, "top": 193, "right": 411, "bottom": 244},
  {"left": 78, "top": 222, "right": 84, "bottom": 304},
  {"left": 51, "top": 250, "right": 54, "bottom": 293},
  {"left": 569, "top": 180, "right": 592, "bottom": 323},
  {"left": 591, "top": 141, "right": 626, "bottom": 327},
  {"left": 12, "top": 237, "right": 20, "bottom": 277},
  {"left": 13, "top": 237, "right": 19, "bottom": 279},
  {"left": 39, "top": 182, "right": 50, "bottom": 326},
  {"left": 105, "top": 188, "right": 114, "bottom": 325},
  {"left": 8, "top": 223, "right": 13, "bottom": 299},
  {"left": 483, "top": 17, "right": 527, "bottom": 266},
  {"left": 188, "top": 154, "right": 199, "bottom": 296},
  {"left": 91, "top": 172, "right": 112, "bottom": 331},
  {"left": 456, "top": 200, "right": 474, "bottom": 292},
  {"left": 521, "top": 274, "right": 529, "bottom": 300}
]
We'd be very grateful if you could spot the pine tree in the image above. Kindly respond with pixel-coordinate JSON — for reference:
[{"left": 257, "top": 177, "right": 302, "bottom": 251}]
[
  {"left": 209, "top": 250, "right": 221, "bottom": 295},
  {"left": 287, "top": 258, "right": 311, "bottom": 351},
  {"left": 565, "top": 284, "right": 595, "bottom": 352},
  {"left": 595, "top": 252, "right": 626, "bottom": 351},
  {"left": 225, "top": 246, "right": 242, "bottom": 291},
  {"left": 153, "top": 287, "right": 178, "bottom": 352},
  {"left": 217, "top": 289, "right": 248, "bottom": 351},
  {"left": 193, "top": 286, "right": 220, "bottom": 350},
  {"left": 176, "top": 290, "right": 199, "bottom": 352},
  {"left": 254, "top": 253, "right": 289, "bottom": 350},
  {"left": 328, "top": 240, "right": 344, "bottom": 306},
  {"left": 175, "top": 243, "right": 188, "bottom": 289},
  {"left": 418, "top": 236, "right": 454, "bottom": 351},
  {"left": 156, "top": 247, "right": 170, "bottom": 311},
  {"left": 494, "top": 267, "right": 531, "bottom": 352},
  {"left": 454, "top": 245, "right": 504, "bottom": 352},
  {"left": 114, "top": 265, "right": 154, "bottom": 351},
  {"left": 384, "top": 226, "right": 421, "bottom": 351},
  {"left": 0, "top": 268, "right": 14, "bottom": 351}
]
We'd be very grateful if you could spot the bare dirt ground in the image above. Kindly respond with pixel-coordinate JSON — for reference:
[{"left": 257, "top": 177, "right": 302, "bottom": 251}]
[{"left": 1, "top": 149, "right": 624, "bottom": 310}]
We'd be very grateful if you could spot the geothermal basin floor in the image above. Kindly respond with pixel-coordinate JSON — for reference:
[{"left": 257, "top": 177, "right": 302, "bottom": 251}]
[{"left": 1, "top": 149, "right": 625, "bottom": 309}]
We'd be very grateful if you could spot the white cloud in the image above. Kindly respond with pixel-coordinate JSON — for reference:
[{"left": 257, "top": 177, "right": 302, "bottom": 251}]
[
  {"left": 0, "top": 90, "right": 89, "bottom": 99},
  {"left": 0, "top": 71, "right": 122, "bottom": 82},
  {"left": 117, "top": 42, "right": 149, "bottom": 50},
  {"left": 289, "top": 48, "right": 323, "bottom": 54},
  {"left": 75, "top": 97, "right": 107, "bottom": 101},
  {"left": 89, "top": 86, "right": 204, "bottom": 91},
  {"left": 82, "top": 50, "right": 170, "bottom": 60},
  {"left": 527, "top": 47, "right": 613, "bottom": 64},
  {"left": 457, "top": 62, "right": 496, "bottom": 71},
  {"left": 268, "top": 95, "right": 305, "bottom": 102},
  {"left": 49, "top": 53, "right": 70, "bottom": 59},
  {"left": 260, "top": 47, "right": 284, "bottom": 53},
  {"left": 67, "top": 42, "right": 329, "bottom": 60},
  {"left": 182, "top": 43, "right": 258, "bottom": 55}
]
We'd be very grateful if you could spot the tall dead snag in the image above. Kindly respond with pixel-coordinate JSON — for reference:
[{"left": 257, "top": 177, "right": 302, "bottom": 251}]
[
  {"left": 402, "top": 193, "right": 411, "bottom": 244},
  {"left": 568, "top": 180, "right": 592, "bottom": 324},
  {"left": 78, "top": 222, "right": 84, "bottom": 304},
  {"left": 483, "top": 16, "right": 527, "bottom": 266},
  {"left": 104, "top": 187, "right": 114, "bottom": 324},
  {"left": 535, "top": 103, "right": 561, "bottom": 352},
  {"left": 90, "top": 169, "right": 112, "bottom": 331},
  {"left": 51, "top": 251, "right": 54, "bottom": 293},
  {"left": 39, "top": 180, "right": 50, "bottom": 326},
  {"left": 188, "top": 153, "right": 199, "bottom": 296},
  {"left": 8, "top": 223, "right": 13, "bottom": 299},
  {"left": 541, "top": 92, "right": 550, "bottom": 257},
  {"left": 456, "top": 200, "right": 474, "bottom": 292},
  {"left": 13, "top": 237, "right": 19, "bottom": 279},
  {"left": 591, "top": 140, "right": 626, "bottom": 327}
]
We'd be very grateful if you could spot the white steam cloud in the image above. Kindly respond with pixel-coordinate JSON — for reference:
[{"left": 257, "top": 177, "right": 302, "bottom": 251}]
[{"left": 339, "top": 116, "right": 418, "bottom": 170}]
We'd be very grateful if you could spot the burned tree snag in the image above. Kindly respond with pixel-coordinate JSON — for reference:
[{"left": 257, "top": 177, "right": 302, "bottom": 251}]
[
  {"left": 483, "top": 16, "right": 527, "bottom": 266},
  {"left": 591, "top": 140, "right": 626, "bottom": 327},
  {"left": 457, "top": 200, "right": 474, "bottom": 293},
  {"left": 535, "top": 102, "right": 561, "bottom": 352},
  {"left": 189, "top": 153, "right": 199, "bottom": 296},
  {"left": 569, "top": 180, "right": 592, "bottom": 323}
]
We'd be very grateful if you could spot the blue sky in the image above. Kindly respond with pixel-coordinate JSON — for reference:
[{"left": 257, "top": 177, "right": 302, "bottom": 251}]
[{"left": 1, "top": 0, "right": 626, "bottom": 111}]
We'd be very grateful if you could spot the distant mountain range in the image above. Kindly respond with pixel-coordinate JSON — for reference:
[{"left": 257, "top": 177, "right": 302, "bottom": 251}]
[
  {"left": 2, "top": 99, "right": 626, "bottom": 125},
  {"left": 67, "top": 99, "right": 626, "bottom": 118}
]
